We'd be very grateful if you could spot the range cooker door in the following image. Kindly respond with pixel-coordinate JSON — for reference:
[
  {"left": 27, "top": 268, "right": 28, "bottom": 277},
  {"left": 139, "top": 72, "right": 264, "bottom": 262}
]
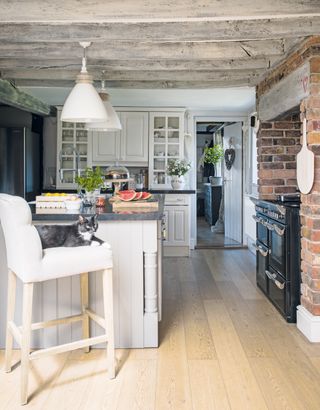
[
  {"left": 265, "top": 267, "right": 290, "bottom": 319},
  {"left": 253, "top": 213, "right": 268, "bottom": 247},
  {"left": 254, "top": 241, "right": 268, "bottom": 294},
  {"left": 268, "top": 219, "right": 286, "bottom": 277}
]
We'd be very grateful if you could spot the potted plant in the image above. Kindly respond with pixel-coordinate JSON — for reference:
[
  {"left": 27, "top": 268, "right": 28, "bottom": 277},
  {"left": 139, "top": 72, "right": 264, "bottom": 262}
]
[
  {"left": 167, "top": 159, "right": 191, "bottom": 190},
  {"left": 203, "top": 144, "right": 224, "bottom": 185},
  {"left": 76, "top": 167, "right": 104, "bottom": 206}
]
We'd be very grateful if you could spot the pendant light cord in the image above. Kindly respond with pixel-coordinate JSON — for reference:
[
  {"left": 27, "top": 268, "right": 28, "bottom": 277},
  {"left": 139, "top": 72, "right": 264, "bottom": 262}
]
[{"left": 79, "top": 41, "right": 91, "bottom": 74}]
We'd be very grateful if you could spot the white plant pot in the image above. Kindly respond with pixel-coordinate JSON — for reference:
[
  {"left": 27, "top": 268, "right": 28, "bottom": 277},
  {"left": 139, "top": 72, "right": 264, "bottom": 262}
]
[
  {"left": 209, "top": 176, "right": 223, "bottom": 186},
  {"left": 171, "top": 175, "right": 185, "bottom": 190}
]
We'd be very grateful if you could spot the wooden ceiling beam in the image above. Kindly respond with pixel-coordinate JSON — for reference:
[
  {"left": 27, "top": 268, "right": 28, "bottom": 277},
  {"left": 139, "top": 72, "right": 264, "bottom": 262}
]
[
  {"left": 0, "top": 16, "right": 319, "bottom": 42},
  {"left": 1, "top": 0, "right": 319, "bottom": 21},
  {"left": 0, "top": 57, "right": 276, "bottom": 71},
  {"left": 16, "top": 78, "right": 259, "bottom": 88},
  {"left": 0, "top": 39, "right": 287, "bottom": 60},
  {"left": 2, "top": 68, "right": 265, "bottom": 82},
  {"left": 0, "top": 78, "right": 54, "bottom": 115}
]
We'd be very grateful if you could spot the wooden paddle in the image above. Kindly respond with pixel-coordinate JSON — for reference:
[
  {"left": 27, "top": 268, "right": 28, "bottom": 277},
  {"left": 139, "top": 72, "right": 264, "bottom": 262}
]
[{"left": 297, "top": 118, "right": 314, "bottom": 194}]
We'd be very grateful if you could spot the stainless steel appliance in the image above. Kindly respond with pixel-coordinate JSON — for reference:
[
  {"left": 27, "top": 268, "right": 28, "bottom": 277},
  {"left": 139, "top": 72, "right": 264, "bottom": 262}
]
[
  {"left": 252, "top": 197, "right": 301, "bottom": 322},
  {"left": 0, "top": 127, "right": 42, "bottom": 201}
]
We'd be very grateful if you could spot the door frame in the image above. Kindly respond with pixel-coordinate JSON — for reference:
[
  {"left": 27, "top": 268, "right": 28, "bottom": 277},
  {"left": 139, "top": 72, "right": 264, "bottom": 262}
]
[{"left": 188, "top": 112, "right": 247, "bottom": 248}]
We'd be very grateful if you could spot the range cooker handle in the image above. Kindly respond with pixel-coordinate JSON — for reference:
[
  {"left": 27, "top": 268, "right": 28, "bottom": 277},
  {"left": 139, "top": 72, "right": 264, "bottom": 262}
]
[
  {"left": 265, "top": 221, "right": 275, "bottom": 231},
  {"left": 252, "top": 215, "right": 267, "bottom": 226},
  {"left": 253, "top": 243, "right": 269, "bottom": 257},
  {"left": 265, "top": 270, "right": 285, "bottom": 290},
  {"left": 273, "top": 224, "right": 285, "bottom": 236}
]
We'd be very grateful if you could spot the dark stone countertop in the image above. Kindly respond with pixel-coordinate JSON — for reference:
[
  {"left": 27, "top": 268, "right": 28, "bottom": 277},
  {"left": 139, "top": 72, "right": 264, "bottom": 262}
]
[
  {"left": 31, "top": 195, "right": 164, "bottom": 222},
  {"left": 149, "top": 189, "right": 196, "bottom": 194}
]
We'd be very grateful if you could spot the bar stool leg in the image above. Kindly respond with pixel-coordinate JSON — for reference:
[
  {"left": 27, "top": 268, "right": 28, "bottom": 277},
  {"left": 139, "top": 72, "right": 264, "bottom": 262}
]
[
  {"left": 5, "top": 270, "right": 17, "bottom": 372},
  {"left": 102, "top": 268, "right": 115, "bottom": 379},
  {"left": 80, "top": 272, "right": 90, "bottom": 353},
  {"left": 20, "top": 283, "right": 34, "bottom": 405}
]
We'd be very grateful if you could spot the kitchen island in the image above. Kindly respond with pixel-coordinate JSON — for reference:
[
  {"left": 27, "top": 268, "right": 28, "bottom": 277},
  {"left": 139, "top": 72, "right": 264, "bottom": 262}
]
[{"left": 0, "top": 195, "right": 164, "bottom": 349}]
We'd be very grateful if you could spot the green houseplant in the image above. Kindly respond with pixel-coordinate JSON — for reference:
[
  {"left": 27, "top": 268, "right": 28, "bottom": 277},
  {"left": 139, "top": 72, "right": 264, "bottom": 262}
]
[
  {"left": 76, "top": 167, "right": 104, "bottom": 205},
  {"left": 203, "top": 144, "right": 224, "bottom": 185}
]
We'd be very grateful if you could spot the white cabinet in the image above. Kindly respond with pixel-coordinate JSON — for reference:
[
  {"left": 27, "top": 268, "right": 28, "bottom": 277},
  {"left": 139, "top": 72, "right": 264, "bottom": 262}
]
[
  {"left": 90, "top": 112, "right": 148, "bottom": 165},
  {"left": 163, "top": 194, "right": 190, "bottom": 256},
  {"left": 149, "top": 111, "right": 184, "bottom": 189},
  {"left": 56, "top": 107, "right": 89, "bottom": 189}
]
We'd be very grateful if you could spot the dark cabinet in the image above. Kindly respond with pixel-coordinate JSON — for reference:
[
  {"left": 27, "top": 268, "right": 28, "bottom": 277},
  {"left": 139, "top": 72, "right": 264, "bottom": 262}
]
[{"left": 204, "top": 184, "right": 222, "bottom": 226}]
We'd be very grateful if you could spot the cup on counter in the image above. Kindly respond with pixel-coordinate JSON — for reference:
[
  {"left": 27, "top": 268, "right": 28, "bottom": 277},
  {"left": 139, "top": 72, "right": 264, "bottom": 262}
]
[{"left": 95, "top": 195, "right": 106, "bottom": 207}]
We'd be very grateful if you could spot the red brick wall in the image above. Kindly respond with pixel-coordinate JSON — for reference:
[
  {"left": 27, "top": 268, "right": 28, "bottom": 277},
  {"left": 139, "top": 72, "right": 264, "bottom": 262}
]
[
  {"left": 300, "top": 56, "right": 320, "bottom": 315},
  {"left": 257, "top": 38, "right": 320, "bottom": 316},
  {"left": 257, "top": 115, "right": 301, "bottom": 200}
]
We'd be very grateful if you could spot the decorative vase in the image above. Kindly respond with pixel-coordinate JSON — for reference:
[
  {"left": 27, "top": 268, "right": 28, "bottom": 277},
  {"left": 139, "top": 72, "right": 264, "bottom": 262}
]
[
  {"left": 83, "top": 189, "right": 100, "bottom": 206},
  {"left": 171, "top": 175, "right": 185, "bottom": 190}
]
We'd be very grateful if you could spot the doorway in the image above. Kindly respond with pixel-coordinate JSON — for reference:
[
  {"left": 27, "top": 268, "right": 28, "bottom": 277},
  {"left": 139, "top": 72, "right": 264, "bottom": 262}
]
[{"left": 195, "top": 120, "right": 243, "bottom": 248}]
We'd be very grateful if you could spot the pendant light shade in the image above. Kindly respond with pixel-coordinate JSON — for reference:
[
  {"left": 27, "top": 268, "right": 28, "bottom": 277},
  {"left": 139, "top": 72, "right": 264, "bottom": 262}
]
[
  {"left": 86, "top": 82, "right": 122, "bottom": 131},
  {"left": 61, "top": 42, "right": 108, "bottom": 123}
]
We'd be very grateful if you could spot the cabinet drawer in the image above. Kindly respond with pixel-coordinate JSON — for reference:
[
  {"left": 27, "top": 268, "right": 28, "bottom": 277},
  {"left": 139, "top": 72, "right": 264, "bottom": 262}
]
[{"left": 164, "top": 194, "right": 189, "bottom": 205}]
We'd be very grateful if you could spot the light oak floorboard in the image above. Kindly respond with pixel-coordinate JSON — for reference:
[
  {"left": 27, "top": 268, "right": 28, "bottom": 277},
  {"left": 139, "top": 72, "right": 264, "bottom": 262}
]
[
  {"left": 180, "top": 281, "right": 216, "bottom": 360},
  {"left": 188, "top": 359, "right": 230, "bottom": 410},
  {"left": 249, "top": 357, "right": 306, "bottom": 410},
  {"left": 216, "top": 281, "right": 274, "bottom": 358},
  {"left": 2, "top": 249, "right": 320, "bottom": 409},
  {"left": 155, "top": 298, "right": 192, "bottom": 409},
  {"left": 204, "top": 300, "right": 268, "bottom": 409}
]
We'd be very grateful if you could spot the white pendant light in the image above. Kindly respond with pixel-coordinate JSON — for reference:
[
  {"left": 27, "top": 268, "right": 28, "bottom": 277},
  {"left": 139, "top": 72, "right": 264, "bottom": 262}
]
[
  {"left": 61, "top": 42, "right": 108, "bottom": 123},
  {"left": 86, "top": 80, "right": 122, "bottom": 131}
]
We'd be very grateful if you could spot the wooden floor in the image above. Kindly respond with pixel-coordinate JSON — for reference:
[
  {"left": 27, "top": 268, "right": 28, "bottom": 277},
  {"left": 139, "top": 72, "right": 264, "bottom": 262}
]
[
  {"left": 197, "top": 218, "right": 241, "bottom": 248},
  {"left": 1, "top": 249, "right": 320, "bottom": 409}
]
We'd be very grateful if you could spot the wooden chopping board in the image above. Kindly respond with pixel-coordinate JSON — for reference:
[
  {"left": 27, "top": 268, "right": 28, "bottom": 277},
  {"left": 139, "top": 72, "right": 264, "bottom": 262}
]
[
  {"left": 297, "top": 118, "right": 314, "bottom": 194},
  {"left": 111, "top": 198, "right": 159, "bottom": 210}
]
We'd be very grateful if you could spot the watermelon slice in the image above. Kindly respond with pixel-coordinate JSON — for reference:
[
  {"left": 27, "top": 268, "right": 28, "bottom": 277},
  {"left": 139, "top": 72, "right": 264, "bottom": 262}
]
[
  {"left": 118, "top": 191, "right": 136, "bottom": 201},
  {"left": 133, "top": 191, "right": 143, "bottom": 200},
  {"left": 141, "top": 192, "right": 152, "bottom": 200},
  {"left": 117, "top": 189, "right": 136, "bottom": 196}
]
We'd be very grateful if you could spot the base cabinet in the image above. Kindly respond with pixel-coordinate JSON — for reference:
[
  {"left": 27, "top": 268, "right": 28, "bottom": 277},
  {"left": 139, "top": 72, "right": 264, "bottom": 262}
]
[{"left": 163, "top": 194, "right": 190, "bottom": 256}]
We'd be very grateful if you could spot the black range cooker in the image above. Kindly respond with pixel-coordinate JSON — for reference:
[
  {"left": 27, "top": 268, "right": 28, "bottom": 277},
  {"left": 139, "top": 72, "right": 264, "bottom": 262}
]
[{"left": 252, "top": 195, "right": 301, "bottom": 322}]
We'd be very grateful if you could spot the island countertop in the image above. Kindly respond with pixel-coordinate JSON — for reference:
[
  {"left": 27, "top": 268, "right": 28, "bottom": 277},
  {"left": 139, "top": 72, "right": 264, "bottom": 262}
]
[{"left": 31, "top": 194, "right": 164, "bottom": 222}]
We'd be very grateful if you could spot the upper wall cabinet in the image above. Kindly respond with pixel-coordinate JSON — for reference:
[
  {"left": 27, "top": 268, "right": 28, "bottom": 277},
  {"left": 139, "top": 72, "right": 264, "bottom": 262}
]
[
  {"left": 56, "top": 107, "right": 89, "bottom": 189},
  {"left": 90, "top": 111, "right": 148, "bottom": 166},
  {"left": 149, "top": 112, "right": 184, "bottom": 189}
]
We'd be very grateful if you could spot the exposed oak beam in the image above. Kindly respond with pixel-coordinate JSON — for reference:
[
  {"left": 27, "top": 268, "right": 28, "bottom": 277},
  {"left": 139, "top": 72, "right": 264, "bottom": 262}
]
[
  {"left": 2, "top": 68, "right": 265, "bottom": 82},
  {"left": 1, "top": 0, "right": 319, "bottom": 21},
  {"left": 0, "top": 57, "right": 276, "bottom": 71},
  {"left": 0, "top": 39, "right": 287, "bottom": 60},
  {"left": 0, "top": 78, "right": 54, "bottom": 115},
  {"left": 0, "top": 17, "right": 319, "bottom": 42}
]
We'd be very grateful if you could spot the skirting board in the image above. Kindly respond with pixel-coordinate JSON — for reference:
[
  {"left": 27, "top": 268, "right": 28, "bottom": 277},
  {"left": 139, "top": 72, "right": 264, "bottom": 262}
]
[{"left": 297, "top": 305, "right": 320, "bottom": 342}]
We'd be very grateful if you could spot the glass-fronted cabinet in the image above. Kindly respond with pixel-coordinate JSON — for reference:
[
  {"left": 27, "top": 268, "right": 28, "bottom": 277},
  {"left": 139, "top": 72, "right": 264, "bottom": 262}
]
[
  {"left": 149, "top": 112, "right": 184, "bottom": 188},
  {"left": 56, "top": 108, "right": 89, "bottom": 189}
]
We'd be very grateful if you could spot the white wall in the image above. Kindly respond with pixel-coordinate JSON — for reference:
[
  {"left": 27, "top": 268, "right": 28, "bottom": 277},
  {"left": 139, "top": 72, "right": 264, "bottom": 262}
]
[{"left": 242, "top": 111, "right": 258, "bottom": 253}]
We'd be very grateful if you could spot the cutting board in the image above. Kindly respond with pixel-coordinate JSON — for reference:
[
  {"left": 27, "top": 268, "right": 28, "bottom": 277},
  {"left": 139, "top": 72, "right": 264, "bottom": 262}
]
[
  {"left": 111, "top": 199, "right": 159, "bottom": 211},
  {"left": 297, "top": 118, "right": 314, "bottom": 194}
]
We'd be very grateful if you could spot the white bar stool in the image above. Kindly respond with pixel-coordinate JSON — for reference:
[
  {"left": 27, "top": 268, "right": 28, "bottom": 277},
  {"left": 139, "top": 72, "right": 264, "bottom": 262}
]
[{"left": 0, "top": 194, "right": 115, "bottom": 405}]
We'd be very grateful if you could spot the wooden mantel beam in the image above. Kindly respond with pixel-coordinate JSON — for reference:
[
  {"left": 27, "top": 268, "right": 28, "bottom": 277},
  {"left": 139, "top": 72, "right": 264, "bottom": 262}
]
[{"left": 0, "top": 79, "right": 54, "bottom": 116}]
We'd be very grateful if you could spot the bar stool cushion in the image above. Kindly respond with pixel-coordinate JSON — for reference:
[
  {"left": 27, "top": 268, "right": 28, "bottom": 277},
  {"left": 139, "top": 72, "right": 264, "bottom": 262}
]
[{"left": 0, "top": 194, "right": 112, "bottom": 283}]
